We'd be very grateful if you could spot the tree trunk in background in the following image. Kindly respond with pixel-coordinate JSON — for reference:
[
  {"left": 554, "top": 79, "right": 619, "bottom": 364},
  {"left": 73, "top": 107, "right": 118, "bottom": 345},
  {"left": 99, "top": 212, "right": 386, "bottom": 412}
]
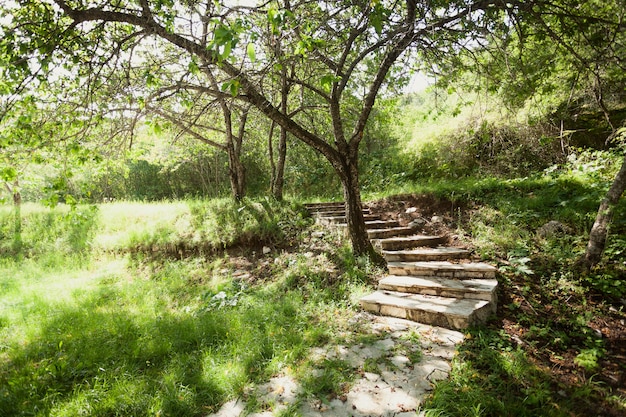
[
  {"left": 268, "top": 120, "right": 287, "bottom": 201},
  {"left": 271, "top": 62, "right": 290, "bottom": 201},
  {"left": 227, "top": 144, "right": 246, "bottom": 201},
  {"left": 225, "top": 105, "right": 250, "bottom": 202},
  {"left": 583, "top": 152, "right": 626, "bottom": 268},
  {"left": 272, "top": 125, "right": 287, "bottom": 200},
  {"left": 5, "top": 180, "right": 22, "bottom": 253}
]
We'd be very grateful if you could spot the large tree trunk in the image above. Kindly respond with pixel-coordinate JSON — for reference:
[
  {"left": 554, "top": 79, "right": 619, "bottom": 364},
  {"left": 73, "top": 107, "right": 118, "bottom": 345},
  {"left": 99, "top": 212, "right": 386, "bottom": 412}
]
[
  {"left": 582, "top": 152, "right": 626, "bottom": 268},
  {"left": 337, "top": 154, "right": 386, "bottom": 266}
]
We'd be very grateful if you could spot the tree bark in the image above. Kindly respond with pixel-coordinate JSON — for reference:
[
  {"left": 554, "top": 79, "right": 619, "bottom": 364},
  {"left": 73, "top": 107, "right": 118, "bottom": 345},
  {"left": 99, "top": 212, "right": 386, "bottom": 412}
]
[
  {"left": 582, "top": 152, "right": 626, "bottom": 268},
  {"left": 336, "top": 151, "right": 386, "bottom": 266},
  {"left": 272, "top": 125, "right": 287, "bottom": 201},
  {"left": 227, "top": 143, "right": 246, "bottom": 201}
]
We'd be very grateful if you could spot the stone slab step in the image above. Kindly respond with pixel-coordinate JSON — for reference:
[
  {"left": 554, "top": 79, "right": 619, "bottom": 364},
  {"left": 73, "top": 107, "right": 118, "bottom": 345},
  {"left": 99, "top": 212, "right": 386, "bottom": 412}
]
[
  {"left": 367, "top": 226, "right": 416, "bottom": 239},
  {"left": 378, "top": 275, "right": 498, "bottom": 305},
  {"left": 383, "top": 247, "right": 470, "bottom": 262},
  {"left": 364, "top": 220, "right": 399, "bottom": 229},
  {"left": 375, "top": 235, "right": 446, "bottom": 251},
  {"left": 305, "top": 202, "right": 345, "bottom": 209},
  {"left": 313, "top": 208, "right": 371, "bottom": 217},
  {"left": 360, "top": 290, "right": 492, "bottom": 330},
  {"left": 388, "top": 261, "right": 497, "bottom": 279},
  {"left": 337, "top": 220, "right": 398, "bottom": 232},
  {"left": 305, "top": 203, "right": 348, "bottom": 214},
  {"left": 316, "top": 214, "right": 380, "bottom": 226}
]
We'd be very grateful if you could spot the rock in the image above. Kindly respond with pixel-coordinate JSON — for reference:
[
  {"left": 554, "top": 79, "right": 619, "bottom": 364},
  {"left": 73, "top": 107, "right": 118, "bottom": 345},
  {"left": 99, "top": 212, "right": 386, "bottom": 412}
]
[
  {"left": 537, "top": 221, "right": 572, "bottom": 238},
  {"left": 311, "top": 231, "right": 325, "bottom": 238},
  {"left": 206, "top": 399, "right": 244, "bottom": 417},
  {"left": 431, "top": 215, "right": 443, "bottom": 224},
  {"left": 262, "top": 246, "right": 271, "bottom": 255},
  {"left": 405, "top": 207, "right": 418, "bottom": 214},
  {"left": 408, "top": 218, "right": 427, "bottom": 228},
  {"left": 364, "top": 372, "right": 381, "bottom": 382}
]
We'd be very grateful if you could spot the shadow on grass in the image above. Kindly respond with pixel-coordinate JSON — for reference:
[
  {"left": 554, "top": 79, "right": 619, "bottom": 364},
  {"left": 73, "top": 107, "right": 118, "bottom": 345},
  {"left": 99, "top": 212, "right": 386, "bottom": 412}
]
[{"left": 0, "top": 275, "right": 318, "bottom": 417}]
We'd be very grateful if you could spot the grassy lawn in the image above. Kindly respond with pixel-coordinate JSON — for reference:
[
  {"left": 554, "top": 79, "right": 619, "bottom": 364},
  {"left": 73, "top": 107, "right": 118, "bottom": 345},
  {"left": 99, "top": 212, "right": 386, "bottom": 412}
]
[{"left": 0, "top": 200, "right": 380, "bottom": 416}]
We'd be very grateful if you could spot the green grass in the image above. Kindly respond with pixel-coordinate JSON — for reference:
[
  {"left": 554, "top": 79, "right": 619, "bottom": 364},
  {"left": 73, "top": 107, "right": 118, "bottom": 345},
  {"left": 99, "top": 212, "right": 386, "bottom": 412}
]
[
  {"left": 421, "top": 328, "right": 617, "bottom": 417},
  {"left": 0, "top": 253, "right": 342, "bottom": 416},
  {"left": 2, "top": 149, "right": 626, "bottom": 416},
  {"left": 0, "top": 201, "right": 375, "bottom": 416}
]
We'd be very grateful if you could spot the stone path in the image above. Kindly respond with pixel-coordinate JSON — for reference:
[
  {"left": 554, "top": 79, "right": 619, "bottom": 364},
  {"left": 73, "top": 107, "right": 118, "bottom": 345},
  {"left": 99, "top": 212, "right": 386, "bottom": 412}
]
[{"left": 207, "top": 313, "right": 464, "bottom": 417}]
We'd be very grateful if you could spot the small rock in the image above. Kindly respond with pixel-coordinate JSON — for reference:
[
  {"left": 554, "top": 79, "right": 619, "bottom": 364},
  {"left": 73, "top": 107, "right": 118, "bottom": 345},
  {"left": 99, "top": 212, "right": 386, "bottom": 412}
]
[
  {"left": 364, "top": 372, "right": 380, "bottom": 382},
  {"left": 262, "top": 246, "right": 271, "bottom": 255},
  {"left": 537, "top": 220, "right": 572, "bottom": 238},
  {"left": 408, "top": 218, "right": 427, "bottom": 228},
  {"left": 405, "top": 207, "right": 418, "bottom": 214},
  {"left": 311, "top": 231, "right": 325, "bottom": 238},
  {"left": 431, "top": 215, "right": 443, "bottom": 223}
]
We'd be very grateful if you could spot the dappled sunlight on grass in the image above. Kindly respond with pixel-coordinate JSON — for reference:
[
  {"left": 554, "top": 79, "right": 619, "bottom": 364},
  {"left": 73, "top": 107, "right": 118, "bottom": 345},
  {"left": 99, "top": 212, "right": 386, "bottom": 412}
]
[{"left": 0, "top": 232, "right": 374, "bottom": 416}]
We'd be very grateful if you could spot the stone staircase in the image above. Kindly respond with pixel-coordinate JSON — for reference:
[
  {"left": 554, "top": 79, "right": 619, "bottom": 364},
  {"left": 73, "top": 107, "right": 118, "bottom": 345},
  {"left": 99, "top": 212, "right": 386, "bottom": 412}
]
[{"left": 305, "top": 202, "right": 498, "bottom": 330}]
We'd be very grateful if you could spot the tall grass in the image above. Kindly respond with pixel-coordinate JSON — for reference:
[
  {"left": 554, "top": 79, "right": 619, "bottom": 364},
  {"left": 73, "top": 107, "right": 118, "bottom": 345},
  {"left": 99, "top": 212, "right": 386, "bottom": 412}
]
[{"left": 0, "top": 203, "right": 98, "bottom": 259}]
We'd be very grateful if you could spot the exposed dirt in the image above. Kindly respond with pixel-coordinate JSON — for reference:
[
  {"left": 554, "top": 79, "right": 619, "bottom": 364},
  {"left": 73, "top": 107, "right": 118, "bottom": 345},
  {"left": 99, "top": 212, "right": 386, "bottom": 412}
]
[{"left": 366, "top": 193, "right": 475, "bottom": 250}]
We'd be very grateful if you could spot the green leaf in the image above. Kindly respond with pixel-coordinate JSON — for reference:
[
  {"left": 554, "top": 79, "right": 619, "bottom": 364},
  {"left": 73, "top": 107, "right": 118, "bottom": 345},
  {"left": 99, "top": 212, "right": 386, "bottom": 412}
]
[
  {"left": 221, "top": 80, "right": 240, "bottom": 97},
  {"left": 0, "top": 166, "right": 17, "bottom": 182},
  {"left": 246, "top": 43, "right": 256, "bottom": 62},
  {"left": 220, "top": 42, "right": 232, "bottom": 60},
  {"left": 320, "top": 74, "right": 341, "bottom": 91},
  {"left": 188, "top": 59, "right": 200, "bottom": 75},
  {"left": 370, "top": 3, "right": 386, "bottom": 35}
]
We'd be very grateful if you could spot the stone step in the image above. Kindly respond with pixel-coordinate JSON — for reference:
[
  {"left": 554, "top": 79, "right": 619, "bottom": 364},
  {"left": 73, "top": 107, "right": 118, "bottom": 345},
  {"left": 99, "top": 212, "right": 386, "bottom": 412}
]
[
  {"left": 305, "top": 202, "right": 345, "bottom": 208},
  {"left": 316, "top": 214, "right": 380, "bottom": 226},
  {"left": 305, "top": 203, "right": 346, "bottom": 213},
  {"left": 365, "top": 220, "right": 399, "bottom": 229},
  {"left": 374, "top": 235, "right": 446, "bottom": 251},
  {"left": 367, "top": 226, "right": 416, "bottom": 239},
  {"left": 336, "top": 220, "right": 402, "bottom": 232},
  {"left": 388, "top": 261, "right": 497, "bottom": 279},
  {"left": 383, "top": 247, "right": 470, "bottom": 262},
  {"left": 360, "top": 290, "right": 492, "bottom": 330},
  {"left": 312, "top": 207, "right": 370, "bottom": 217},
  {"left": 378, "top": 275, "right": 498, "bottom": 305}
]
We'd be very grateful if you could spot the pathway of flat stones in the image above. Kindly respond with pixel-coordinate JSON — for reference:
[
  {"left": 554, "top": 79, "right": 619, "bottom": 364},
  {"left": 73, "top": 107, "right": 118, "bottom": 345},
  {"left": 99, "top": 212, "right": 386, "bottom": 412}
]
[{"left": 208, "top": 313, "right": 464, "bottom": 417}]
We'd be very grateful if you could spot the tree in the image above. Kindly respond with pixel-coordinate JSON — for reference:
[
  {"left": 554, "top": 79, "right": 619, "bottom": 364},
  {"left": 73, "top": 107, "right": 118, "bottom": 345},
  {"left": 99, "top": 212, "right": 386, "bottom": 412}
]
[
  {"left": 431, "top": 0, "right": 626, "bottom": 268},
  {"left": 146, "top": 82, "right": 252, "bottom": 201},
  {"left": 2, "top": 0, "right": 536, "bottom": 260}
]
